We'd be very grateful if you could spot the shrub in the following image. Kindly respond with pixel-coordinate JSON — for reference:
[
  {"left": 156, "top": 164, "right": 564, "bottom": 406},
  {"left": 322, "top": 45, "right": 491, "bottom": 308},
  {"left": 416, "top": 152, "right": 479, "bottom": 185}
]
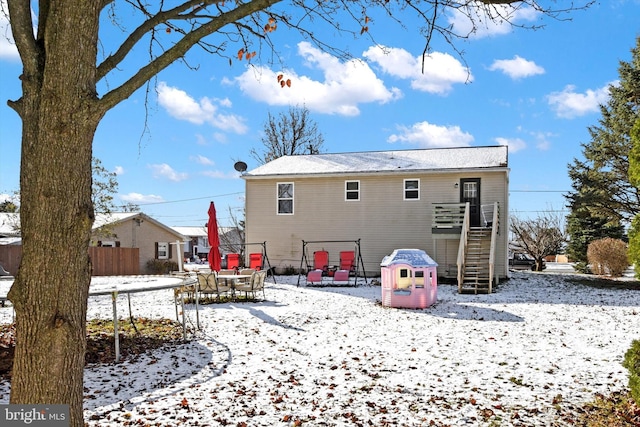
[
  {"left": 146, "top": 259, "right": 178, "bottom": 274},
  {"left": 281, "top": 265, "right": 297, "bottom": 275},
  {"left": 573, "top": 261, "right": 591, "bottom": 274},
  {"left": 623, "top": 339, "right": 640, "bottom": 406},
  {"left": 587, "top": 238, "right": 628, "bottom": 277}
]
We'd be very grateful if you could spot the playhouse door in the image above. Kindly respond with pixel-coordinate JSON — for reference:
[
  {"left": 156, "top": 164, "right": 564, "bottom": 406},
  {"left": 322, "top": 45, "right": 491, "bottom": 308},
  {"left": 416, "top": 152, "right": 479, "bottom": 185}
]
[{"left": 460, "top": 178, "right": 481, "bottom": 227}]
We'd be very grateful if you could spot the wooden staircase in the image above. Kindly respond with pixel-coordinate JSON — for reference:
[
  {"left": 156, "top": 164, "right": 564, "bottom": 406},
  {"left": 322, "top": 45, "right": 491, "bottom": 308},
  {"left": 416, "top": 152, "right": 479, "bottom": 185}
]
[{"left": 459, "top": 227, "right": 493, "bottom": 293}]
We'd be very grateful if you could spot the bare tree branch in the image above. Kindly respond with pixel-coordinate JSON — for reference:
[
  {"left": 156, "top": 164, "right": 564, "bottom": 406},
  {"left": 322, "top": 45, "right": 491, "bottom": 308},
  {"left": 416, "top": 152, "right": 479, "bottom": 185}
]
[{"left": 510, "top": 211, "right": 567, "bottom": 271}]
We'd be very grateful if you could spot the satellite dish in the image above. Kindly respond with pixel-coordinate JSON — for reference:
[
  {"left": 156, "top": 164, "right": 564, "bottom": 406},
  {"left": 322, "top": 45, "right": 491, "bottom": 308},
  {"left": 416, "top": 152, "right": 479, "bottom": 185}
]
[{"left": 234, "top": 161, "right": 248, "bottom": 173}]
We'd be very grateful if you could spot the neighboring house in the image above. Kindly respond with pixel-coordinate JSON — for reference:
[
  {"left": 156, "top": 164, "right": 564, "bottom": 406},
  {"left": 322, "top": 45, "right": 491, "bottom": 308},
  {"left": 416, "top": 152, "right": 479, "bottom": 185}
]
[
  {"left": 91, "top": 212, "right": 187, "bottom": 272},
  {"left": 172, "top": 225, "right": 245, "bottom": 262},
  {"left": 0, "top": 213, "right": 20, "bottom": 245},
  {"left": 0, "top": 212, "right": 187, "bottom": 274},
  {"left": 242, "top": 145, "right": 510, "bottom": 292},
  {"left": 172, "top": 225, "right": 209, "bottom": 260}
]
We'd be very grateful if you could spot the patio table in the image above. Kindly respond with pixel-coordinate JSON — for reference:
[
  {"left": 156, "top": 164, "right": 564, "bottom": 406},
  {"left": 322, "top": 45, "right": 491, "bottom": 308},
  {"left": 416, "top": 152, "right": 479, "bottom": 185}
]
[{"left": 216, "top": 273, "right": 244, "bottom": 298}]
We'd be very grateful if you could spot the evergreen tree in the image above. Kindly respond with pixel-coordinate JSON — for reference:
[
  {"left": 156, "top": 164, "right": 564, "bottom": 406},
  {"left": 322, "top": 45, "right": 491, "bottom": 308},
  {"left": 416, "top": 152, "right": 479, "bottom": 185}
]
[
  {"left": 0, "top": 197, "right": 18, "bottom": 213},
  {"left": 565, "top": 208, "right": 624, "bottom": 270},
  {"left": 566, "top": 37, "right": 640, "bottom": 262},
  {"left": 627, "top": 118, "right": 640, "bottom": 275},
  {"left": 566, "top": 37, "right": 640, "bottom": 223}
]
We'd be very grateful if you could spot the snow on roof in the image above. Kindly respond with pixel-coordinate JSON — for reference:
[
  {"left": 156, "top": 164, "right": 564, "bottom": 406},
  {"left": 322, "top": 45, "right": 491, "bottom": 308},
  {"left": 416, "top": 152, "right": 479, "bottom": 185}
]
[
  {"left": 0, "top": 213, "right": 20, "bottom": 237},
  {"left": 244, "top": 145, "right": 508, "bottom": 178},
  {"left": 171, "top": 226, "right": 208, "bottom": 237},
  {"left": 380, "top": 248, "right": 438, "bottom": 267},
  {"left": 92, "top": 212, "right": 140, "bottom": 228},
  {"left": 1, "top": 212, "right": 186, "bottom": 240}
]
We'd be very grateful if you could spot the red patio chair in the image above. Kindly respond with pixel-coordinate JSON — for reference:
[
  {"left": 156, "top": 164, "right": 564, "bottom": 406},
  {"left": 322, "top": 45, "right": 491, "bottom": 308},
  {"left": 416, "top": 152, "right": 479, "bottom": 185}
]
[
  {"left": 226, "top": 253, "right": 240, "bottom": 270},
  {"left": 313, "top": 250, "right": 329, "bottom": 275},
  {"left": 249, "top": 253, "right": 263, "bottom": 270},
  {"left": 339, "top": 251, "right": 356, "bottom": 273},
  {"left": 333, "top": 269, "right": 350, "bottom": 284},
  {"left": 306, "top": 269, "right": 323, "bottom": 285}
]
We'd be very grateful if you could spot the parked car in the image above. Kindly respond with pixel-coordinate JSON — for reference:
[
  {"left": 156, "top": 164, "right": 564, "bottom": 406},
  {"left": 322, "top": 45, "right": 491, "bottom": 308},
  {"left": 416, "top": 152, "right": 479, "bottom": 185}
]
[{"left": 509, "top": 253, "right": 546, "bottom": 270}]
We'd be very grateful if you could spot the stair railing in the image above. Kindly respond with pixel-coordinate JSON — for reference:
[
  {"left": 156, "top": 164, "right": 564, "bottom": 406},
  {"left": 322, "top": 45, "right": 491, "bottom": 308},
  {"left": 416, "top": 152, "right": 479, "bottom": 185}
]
[
  {"left": 456, "top": 202, "right": 470, "bottom": 292},
  {"left": 487, "top": 202, "right": 499, "bottom": 293}
]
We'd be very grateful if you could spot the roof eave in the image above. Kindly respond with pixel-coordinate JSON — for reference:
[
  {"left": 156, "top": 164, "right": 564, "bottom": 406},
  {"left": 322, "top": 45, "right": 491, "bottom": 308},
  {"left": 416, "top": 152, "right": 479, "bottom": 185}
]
[{"left": 242, "top": 166, "right": 509, "bottom": 180}]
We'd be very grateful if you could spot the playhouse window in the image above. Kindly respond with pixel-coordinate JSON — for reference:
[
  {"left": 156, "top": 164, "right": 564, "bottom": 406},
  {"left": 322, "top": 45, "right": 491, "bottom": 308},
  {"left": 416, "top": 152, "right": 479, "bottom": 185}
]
[
  {"left": 404, "top": 179, "right": 420, "bottom": 200},
  {"left": 345, "top": 180, "right": 360, "bottom": 201},
  {"left": 398, "top": 268, "right": 412, "bottom": 289},
  {"left": 277, "top": 182, "right": 294, "bottom": 214},
  {"left": 415, "top": 270, "right": 425, "bottom": 287}
]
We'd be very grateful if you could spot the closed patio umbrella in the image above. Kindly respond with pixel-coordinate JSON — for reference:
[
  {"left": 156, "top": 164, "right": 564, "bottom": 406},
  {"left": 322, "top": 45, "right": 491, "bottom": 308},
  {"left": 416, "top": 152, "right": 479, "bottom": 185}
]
[{"left": 207, "top": 202, "right": 222, "bottom": 272}]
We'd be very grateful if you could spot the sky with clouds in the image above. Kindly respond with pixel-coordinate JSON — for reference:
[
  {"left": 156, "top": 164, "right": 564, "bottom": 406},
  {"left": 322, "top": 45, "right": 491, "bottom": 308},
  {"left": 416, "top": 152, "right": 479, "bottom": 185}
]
[{"left": 1, "top": 1, "right": 639, "bottom": 227}]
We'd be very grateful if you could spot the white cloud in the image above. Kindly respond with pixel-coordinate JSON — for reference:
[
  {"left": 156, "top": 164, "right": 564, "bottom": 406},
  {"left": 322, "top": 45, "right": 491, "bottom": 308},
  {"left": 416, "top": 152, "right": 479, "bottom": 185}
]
[
  {"left": 388, "top": 121, "right": 474, "bottom": 148},
  {"left": 547, "top": 82, "right": 613, "bottom": 119},
  {"left": 119, "top": 192, "right": 164, "bottom": 204},
  {"left": 235, "top": 42, "right": 401, "bottom": 116},
  {"left": 530, "top": 131, "right": 554, "bottom": 151},
  {"left": 495, "top": 137, "right": 526, "bottom": 153},
  {"left": 363, "top": 46, "right": 471, "bottom": 95},
  {"left": 218, "top": 98, "right": 233, "bottom": 108},
  {"left": 113, "top": 166, "right": 124, "bottom": 175},
  {"left": 212, "top": 132, "right": 228, "bottom": 143},
  {"left": 156, "top": 82, "right": 248, "bottom": 133},
  {"left": 536, "top": 140, "right": 551, "bottom": 151},
  {"left": 489, "top": 56, "right": 544, "bottom": 79},
  {"left": 192, "top": 155, "right": 214, "bottom": 166},
  {"left": 148, "top": 163, "right": 188, "bottom": 182},
  {"left": 448, "top": 4, "right": 539, "bottom": 39}
]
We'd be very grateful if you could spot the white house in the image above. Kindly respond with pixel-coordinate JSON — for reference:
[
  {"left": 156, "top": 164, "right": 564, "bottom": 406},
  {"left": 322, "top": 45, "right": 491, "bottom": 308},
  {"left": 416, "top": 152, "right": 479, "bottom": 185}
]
[{"left": 242, "top": 145, "right": 510, "bottom": 293}]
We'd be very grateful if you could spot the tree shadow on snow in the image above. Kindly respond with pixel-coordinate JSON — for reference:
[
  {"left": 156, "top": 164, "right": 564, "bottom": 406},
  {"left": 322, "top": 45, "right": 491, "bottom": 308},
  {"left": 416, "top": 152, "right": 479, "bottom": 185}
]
[
  {"left": 425, "top": 301, "right": 524, "bottom": 322},
  {"left": 83, "top": 337, "right": 229, "bottom": 417}
]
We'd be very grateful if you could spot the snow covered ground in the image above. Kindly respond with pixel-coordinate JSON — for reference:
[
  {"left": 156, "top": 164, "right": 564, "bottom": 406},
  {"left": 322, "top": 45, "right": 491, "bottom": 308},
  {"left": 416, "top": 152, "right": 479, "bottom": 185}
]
[{"left": 0, "top": 270, "right": 638, "bottom": 426}]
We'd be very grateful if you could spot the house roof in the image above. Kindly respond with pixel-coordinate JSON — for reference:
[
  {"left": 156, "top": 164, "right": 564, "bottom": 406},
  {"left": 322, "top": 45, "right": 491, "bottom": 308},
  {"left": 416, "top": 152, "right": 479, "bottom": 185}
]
[
  {"left": 95, "top": 212, "right": 188, "bottom": 241},
  {"left": 0, "top": 212, "right": 187, "bottom": 241},
  {"left": 243, "top": 145, "right": 508, "bottom": 179},
  {"left": 0, "top": 213, "right": 20, "bottom": 237},
  {"left": 172, "top": 226, "right": 208, "bottom": 238}
]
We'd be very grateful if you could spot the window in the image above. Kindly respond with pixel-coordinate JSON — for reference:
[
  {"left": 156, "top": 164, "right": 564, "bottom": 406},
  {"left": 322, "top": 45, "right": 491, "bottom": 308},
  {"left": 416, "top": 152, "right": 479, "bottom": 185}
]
[
  {"left": 97, "top": 240, "right": 120, "bottom": 247},
  {"left": 345, "top": 180, "right": 360, "bottom": 201},
  {"left": 404, "top": 179, "right": 420, "bottom": 200},
  {"left": 463, "top": 181, "right": 477, "bottom": 199},
  {"left": 277, "top": 182, "right": 294, "bottom": 214},
  {"left": 157, "top": 242, "right": 169, "bottom": 259}
]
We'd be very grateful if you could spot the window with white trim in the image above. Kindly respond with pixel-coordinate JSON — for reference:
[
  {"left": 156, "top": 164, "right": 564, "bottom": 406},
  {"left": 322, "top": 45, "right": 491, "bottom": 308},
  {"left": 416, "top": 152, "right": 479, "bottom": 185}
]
[
  {"left": 157, "top": 242, "right": 169, "bottom": 259},
  {"left": 404, "top": 179, "right": 420, "bottom": 200},
  {"left": 277, "top": 182, "right": 294, "bottom": 214},
  {"left": 345, "top": 180, "right": 360, "bottom": 201}
]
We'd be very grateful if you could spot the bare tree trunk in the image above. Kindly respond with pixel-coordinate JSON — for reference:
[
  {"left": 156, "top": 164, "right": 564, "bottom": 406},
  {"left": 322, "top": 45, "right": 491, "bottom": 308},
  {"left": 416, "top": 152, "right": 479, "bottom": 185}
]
[{"left": 7, "top": 2, "right": 101, "bottom": 426}]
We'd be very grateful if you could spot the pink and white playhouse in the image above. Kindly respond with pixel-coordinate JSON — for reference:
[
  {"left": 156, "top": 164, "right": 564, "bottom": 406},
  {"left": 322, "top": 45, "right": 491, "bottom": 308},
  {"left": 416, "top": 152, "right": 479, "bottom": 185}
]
[{"left": 380, "top": 249, "right": 438, "bottom": 309}]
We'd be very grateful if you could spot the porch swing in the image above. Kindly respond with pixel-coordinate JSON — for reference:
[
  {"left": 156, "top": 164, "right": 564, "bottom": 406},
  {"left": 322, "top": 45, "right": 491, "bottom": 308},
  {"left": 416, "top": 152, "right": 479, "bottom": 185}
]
[{"left": 296, "top": 239, "right": 367, "bottom": 286}]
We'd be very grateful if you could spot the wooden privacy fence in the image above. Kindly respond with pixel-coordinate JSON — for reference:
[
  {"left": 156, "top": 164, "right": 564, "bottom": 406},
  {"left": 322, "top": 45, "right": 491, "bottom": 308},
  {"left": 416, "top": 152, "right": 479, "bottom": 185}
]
[
  {"left": 0, "top": 246, "right": 139, "bottom": 276},
  {"left": 89, "top": 247, "right": 140, "bottom": 276},
  {"left": 0, "top": 246, "right": 21, "bottom": 277}
]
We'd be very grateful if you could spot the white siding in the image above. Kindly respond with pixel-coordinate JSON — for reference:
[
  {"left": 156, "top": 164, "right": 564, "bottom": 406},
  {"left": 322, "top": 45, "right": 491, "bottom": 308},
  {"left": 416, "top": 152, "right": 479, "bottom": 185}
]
[{"left": 246, "top": 170, "right": 509, "bottom": 279}]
